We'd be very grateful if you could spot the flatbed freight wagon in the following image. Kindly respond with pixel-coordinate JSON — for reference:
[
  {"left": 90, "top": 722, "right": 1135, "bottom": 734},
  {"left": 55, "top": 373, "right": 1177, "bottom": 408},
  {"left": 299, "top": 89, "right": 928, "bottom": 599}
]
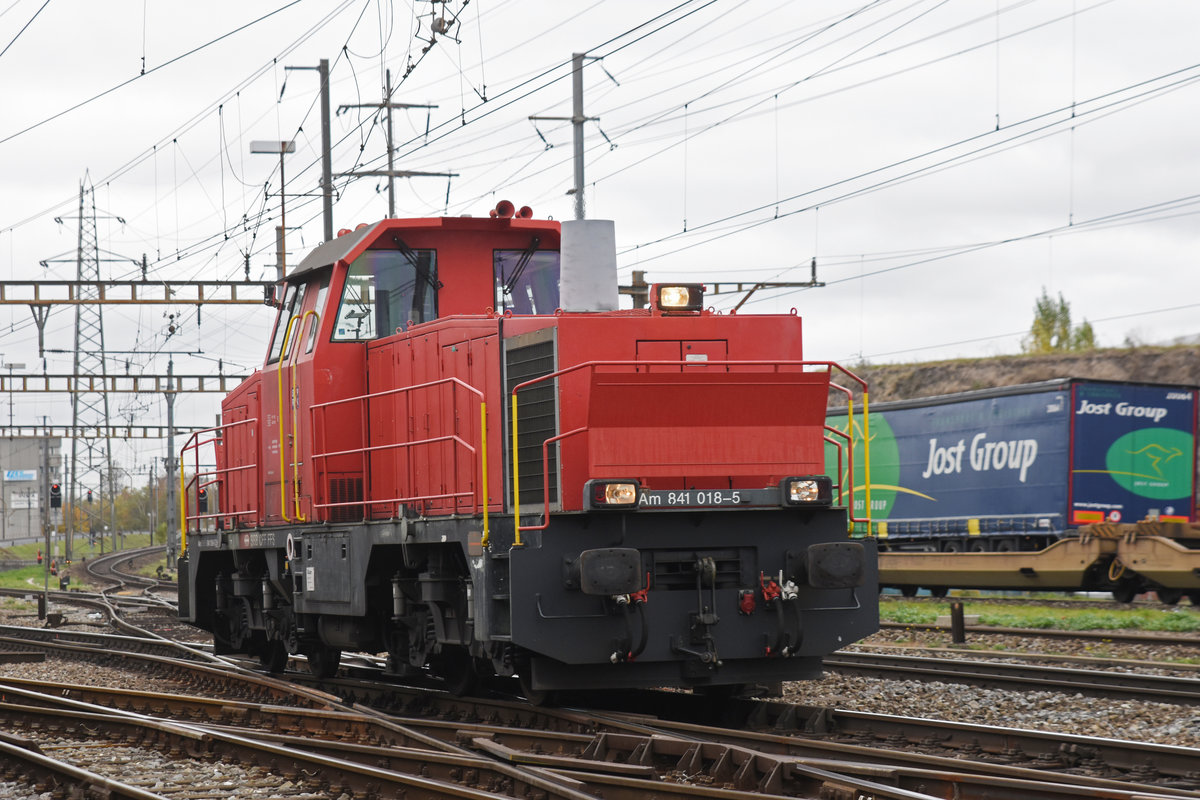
[{"left": 826, "top": 378, "right": 1199, "bottom": 553}]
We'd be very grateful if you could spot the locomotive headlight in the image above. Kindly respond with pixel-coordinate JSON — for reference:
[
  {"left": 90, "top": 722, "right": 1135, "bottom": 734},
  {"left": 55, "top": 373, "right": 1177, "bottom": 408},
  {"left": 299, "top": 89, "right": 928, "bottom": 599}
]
[
  {"left": 655, "top": 283, "right": 705, "bottom": 312},
  {"left": 586, "top": 480, "right": 641, "bottom": 509},
  {"left": 781, "top": 476, "right": 833, "bottom": 506}
]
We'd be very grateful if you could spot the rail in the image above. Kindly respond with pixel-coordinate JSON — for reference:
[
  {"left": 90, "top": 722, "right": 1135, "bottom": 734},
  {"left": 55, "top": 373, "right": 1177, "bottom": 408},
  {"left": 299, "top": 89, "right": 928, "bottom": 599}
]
[
  {"left": 510, "top": 359, "right": 870, "bottom": 543},
  {"left": 178, "top": 416, "right": 260, "bottom": 553},
  {"left": 310, "top": 376, "right": 489, "bottom": 540}
]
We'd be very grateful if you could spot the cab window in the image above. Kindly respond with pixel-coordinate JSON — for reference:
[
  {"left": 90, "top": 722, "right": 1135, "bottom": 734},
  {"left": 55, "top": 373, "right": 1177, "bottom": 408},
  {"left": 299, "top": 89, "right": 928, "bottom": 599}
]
[
  {"left": 305, "top": 278, "right": 330, "bottom": 353},
  {"left": 494, "top": 249, "right": 560, "bottom": 314},
  {"left": 265, "top": 284, "right": 300, "bottom": 364},
  {"left": 332, "top": 248, "right": 438, "bottom": 341}
]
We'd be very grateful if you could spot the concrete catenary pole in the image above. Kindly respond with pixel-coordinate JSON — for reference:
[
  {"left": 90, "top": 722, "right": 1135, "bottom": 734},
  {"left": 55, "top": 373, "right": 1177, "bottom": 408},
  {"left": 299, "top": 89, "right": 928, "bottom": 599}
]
[
  {"left": 319, "top": 58, "right": 333, "bottom": 242},
  {"left": 571, "top": 52, "right": 585, "bottom": 220},
  {"left": 165, "top": 359, "right": 177, "bottom": 563}
]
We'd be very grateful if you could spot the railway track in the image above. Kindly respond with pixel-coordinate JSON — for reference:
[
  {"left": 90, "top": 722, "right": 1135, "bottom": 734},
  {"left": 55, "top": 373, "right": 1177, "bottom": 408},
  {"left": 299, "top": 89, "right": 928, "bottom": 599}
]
[
  {"left": 5, "top": 662, "right": 1200, "bottom": 800},
  {"left": 82, "top": 544, "right": 177, "bottom": 595},
  {"left": 879, "top": 619, "right": 1200, "bottom": 646},
  {"left": 3, "top": 575, "right": 1199, "bottom": 798},
  {"left": 824, "top": 650, "right": 1200, "bottom": 703},
  {"left": 881, "top": 593, "right": 1196, "bottom": 610}
]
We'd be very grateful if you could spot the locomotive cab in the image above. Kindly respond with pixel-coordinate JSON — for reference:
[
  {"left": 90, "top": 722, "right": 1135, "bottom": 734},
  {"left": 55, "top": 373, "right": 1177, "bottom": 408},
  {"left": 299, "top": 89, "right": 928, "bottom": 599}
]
[{"left": 179, "top": 203, "right": 877, "bottom": 696}]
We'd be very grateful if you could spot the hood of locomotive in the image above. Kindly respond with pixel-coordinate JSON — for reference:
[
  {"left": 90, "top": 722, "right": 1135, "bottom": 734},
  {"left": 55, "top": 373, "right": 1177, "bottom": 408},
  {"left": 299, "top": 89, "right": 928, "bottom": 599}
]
[{"left": 495, "top": 309, "right": 878, "bottom": 691}]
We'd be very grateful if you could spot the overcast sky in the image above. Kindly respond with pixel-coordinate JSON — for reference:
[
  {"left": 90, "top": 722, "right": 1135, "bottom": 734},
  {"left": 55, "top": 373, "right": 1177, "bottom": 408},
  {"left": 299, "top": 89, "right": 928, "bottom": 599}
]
[{"left": 2, "top": 0, "right": 1199, "bottom": 477}]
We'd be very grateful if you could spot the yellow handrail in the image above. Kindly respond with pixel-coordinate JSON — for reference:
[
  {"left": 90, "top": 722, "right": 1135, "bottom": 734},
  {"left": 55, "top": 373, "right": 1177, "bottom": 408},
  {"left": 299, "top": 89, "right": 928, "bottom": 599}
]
[
  {"left": 510, "top": 393, "right": 521, "bottom": 546},
  {"left": 480, "top": 401, "right": 490, "bottom": 547},
  {"left": 289, "top": 309, "right": 319, "bottom": 521},
  {"left": 862, "top": 390, "right": 872, "bottom": 532},
  {"left": 275, "top": 314, "right": 302, "bottom": 522}
]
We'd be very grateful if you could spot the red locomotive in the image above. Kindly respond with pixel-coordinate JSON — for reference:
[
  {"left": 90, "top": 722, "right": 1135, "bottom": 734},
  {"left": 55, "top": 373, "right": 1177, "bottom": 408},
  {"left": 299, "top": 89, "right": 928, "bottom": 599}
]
[{"left": 179, "top": 201, "right": 877, "bottom": 697}]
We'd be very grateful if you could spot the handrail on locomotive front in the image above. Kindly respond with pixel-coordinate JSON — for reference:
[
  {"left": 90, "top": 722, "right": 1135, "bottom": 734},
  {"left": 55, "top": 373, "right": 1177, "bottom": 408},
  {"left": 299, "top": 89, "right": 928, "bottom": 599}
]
[
  {"left": 179, "top": 416, "right": 261, "bottom": 555},
  {"left": 309, "top": 376, "right": 489, "bottom": 541},
  {"left": 827, "top": 379, "right": 873, "bottom": 528},
  {"left": 510, "top": 359, "right": 871, "bottom": 542}
]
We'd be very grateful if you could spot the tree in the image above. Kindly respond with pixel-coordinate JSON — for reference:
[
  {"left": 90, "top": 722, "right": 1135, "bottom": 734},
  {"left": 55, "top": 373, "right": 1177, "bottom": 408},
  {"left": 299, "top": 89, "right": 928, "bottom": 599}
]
[
  {"left": 1071, "top": 319, "right": 1096, "bottom": 351},
  {"left": 1023, "top": 288, "right": 1095, "bottom": 354}
]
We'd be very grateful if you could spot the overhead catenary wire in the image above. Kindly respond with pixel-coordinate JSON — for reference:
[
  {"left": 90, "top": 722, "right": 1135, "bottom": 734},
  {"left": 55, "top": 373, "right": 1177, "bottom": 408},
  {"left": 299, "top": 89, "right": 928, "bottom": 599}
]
[
  {"left": 0, "top": 1, "right": 309, "bottom": 150},
  {"left": 37, "top": 2, "right": 1180, "bottom": 293},
  {"left": 612, "top": 60, "right": 1200, "bottom": 265},
  {"left": 0, "top": 0, "right": 50, "bottom": 61},
  {"left": 4, "top": 2, "right": 1199, "bottom": 435}
]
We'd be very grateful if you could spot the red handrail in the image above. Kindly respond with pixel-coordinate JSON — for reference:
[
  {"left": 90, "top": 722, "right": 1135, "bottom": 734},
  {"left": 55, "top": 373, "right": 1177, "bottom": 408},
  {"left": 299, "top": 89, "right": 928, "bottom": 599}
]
[
  {"left": 309, "top": 376, "right": 489, "bottom": 523},
  {"left": 179, "top": 417, "right": 260, "bottom": 549}
]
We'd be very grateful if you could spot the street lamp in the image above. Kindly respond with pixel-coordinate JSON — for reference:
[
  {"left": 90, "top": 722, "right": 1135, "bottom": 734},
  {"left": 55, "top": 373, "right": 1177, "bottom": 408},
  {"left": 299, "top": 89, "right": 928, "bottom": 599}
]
[{"left": 249, "top": 140, "right": 296, "bottom": 282}]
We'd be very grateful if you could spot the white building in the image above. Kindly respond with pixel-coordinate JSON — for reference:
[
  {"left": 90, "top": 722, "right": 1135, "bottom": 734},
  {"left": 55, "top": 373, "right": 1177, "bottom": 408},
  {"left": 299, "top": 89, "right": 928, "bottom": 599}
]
[{"left": 1, "top": 437, "right": 61, "bottom": 544}]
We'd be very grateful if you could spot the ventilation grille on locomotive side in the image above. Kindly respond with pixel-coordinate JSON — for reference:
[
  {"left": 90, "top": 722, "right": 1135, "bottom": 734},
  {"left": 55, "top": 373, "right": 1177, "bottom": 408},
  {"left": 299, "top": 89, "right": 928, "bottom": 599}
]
[{"left": 505, "top": 337, "right": 559, "bottom": 508}]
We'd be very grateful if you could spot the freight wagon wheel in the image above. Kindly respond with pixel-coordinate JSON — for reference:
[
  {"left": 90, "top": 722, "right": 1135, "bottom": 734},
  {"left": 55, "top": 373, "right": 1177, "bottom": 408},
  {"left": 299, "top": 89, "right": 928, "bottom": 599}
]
[
  {"left": 1155, "top": 589, "right": 1183, "bottom": 606},
  {"left": 1111, "top": 586, "right": 1138, "bottom": 604},
  {"left": 258, "top": 639, "right": 288, "bottom": 673},
  {"left": 306, "top": 644, "right": 342, "bottom": 679}
]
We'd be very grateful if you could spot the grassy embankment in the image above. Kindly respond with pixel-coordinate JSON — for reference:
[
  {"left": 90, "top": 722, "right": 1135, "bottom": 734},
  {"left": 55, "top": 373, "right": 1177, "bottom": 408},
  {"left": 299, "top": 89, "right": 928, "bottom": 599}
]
[
  {"left": 0, "top": 535, "right": 158, "bottom": 591},
  {"left": 881, "top": 599, "right": 1200, "bottom": 633}
]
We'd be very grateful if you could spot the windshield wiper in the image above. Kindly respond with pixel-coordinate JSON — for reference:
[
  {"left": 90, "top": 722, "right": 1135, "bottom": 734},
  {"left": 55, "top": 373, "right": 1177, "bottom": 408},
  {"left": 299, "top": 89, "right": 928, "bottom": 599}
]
[
  {"left": 391, "top": 234, "right": 442, "bottom": 292},
  {"left": 501, "top": 235, "right": 541, "bottom": 296}
]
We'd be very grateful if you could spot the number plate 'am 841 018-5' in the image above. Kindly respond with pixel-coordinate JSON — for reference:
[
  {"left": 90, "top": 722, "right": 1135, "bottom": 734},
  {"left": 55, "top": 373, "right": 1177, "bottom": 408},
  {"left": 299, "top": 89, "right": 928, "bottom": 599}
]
[{"left": 637, "top": 488, "right": 780, "bottom": 508}]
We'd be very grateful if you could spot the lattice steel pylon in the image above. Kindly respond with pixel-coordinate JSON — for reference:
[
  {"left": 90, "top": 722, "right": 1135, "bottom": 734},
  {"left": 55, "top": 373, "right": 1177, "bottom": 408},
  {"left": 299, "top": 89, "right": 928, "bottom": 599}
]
[{"left": 66, "top": 178, "right": 115, "bottom": 560}]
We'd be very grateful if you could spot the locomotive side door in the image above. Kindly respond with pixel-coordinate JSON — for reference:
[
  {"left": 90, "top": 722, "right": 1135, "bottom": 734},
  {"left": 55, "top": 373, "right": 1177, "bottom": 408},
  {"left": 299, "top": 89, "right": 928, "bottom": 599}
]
[{"left": 261, "top": 276, "right": 327, "bottom": 522}]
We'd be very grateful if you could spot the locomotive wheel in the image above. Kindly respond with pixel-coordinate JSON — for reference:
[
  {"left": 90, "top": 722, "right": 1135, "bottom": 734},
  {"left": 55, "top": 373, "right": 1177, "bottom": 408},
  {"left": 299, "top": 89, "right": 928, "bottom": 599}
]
[
  {"left": 1155, "top": 589, "right": 1183, "bottom": 606},
  {"left": 518, "top": 668, "right": 554, "bottom": 707},
  {"left": 258, "top": 639, "right": 288, "bottom": 673},
  {"left": 515, "top": 651, "right": 554, "bottom": 706},
  {"left": 435, "top": 645, "right": 478, "bottom": 697},
  {"left": 967, "top": 540, "right": 989, "bottom": 552},
  {"left": 307, "top": 645, "right": 342, "bottom": 679},
  {"left": 693, "top": 683, "right": 747, "bottom": 701},
  {"left": 221, "top": 604, "right": 251, "bottom": 652}
]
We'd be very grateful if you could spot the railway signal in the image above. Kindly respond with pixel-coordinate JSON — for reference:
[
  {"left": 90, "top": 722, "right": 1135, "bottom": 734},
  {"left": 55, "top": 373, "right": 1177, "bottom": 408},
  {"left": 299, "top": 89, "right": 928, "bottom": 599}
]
[{"left": 49, "top": 483, "right": 61, "bottom": 508}]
